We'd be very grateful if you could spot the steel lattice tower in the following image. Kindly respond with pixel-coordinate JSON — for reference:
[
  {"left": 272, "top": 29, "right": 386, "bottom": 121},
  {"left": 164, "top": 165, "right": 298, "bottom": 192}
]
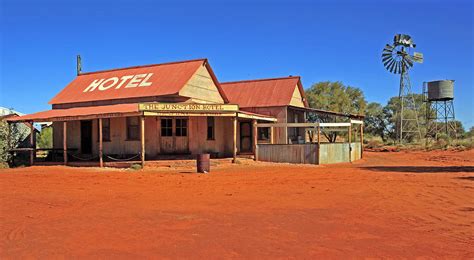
[
  {"left": 423, "top": 81, "right": 457, "bottom": 140},
  {"left": 398, "top": 67, "right": 422, "bottom": 142},
  {"left": 382, "top": 34, "right": 424, "bottom": 143}
]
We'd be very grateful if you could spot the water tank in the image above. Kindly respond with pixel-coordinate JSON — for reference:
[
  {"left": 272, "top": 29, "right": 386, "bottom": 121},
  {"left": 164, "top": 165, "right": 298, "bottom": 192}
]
[{"left": 427, "top": 80, "right": 454, "bottom": 101}]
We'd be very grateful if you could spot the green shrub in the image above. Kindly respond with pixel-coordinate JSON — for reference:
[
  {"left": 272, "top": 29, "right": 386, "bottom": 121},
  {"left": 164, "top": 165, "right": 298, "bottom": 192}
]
[
  {"left": 366, "top": 139, "right": 383, "bottom": 149},
  {"left": 129, "top": 164, "right": 142, "bottom": 170}
]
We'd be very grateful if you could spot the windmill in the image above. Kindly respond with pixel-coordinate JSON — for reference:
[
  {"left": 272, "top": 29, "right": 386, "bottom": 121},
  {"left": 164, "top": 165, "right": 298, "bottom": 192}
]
[{"left": 382, "top": 34, "right": 424, "bottom": 143}]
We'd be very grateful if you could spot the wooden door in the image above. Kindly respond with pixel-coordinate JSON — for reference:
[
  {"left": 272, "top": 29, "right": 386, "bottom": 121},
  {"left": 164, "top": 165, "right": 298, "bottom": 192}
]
[
  {"left": 160, "top": 118, "right": 189, "bottom": 154},
  {"left": 174, "top": 118, "right": 189, "bottom": 154},
  {"left": 80, "top": 120, "right": 92, "bottom": 154},
  {"left": 240, "top": 121, "right": 252, "bottom": 153}
]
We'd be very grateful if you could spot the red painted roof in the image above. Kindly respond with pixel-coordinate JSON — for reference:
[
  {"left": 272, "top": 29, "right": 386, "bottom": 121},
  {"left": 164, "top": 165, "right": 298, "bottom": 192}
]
[
  {"left": 7, "top": 104, "right": 140, "bottom": 122},
  {"left": 49, "top": 59, "right": 227, "bottom": 105},
  {"left": 220, "top": 76, "right": 308, "bottom": 108}
]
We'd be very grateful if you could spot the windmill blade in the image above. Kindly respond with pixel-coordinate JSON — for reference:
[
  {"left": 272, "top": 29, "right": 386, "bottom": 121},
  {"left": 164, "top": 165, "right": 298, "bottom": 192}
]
[
  {"left": 383, "top": 58, "right": 393, "bottom": 70},
  {"left": 383, "top": 56, "right": 394, "bottom": 67},
  {"left": 384, "top": 58, "right": 395, "bottom": 70},
  {"left": 388, "top": 59, "right": 397, "bottom": 73},
  {"left": 383, "top": 44, "right": 394, "bottom": 52},
  {"left": 394, "top": 61, "right": 400, "bottom": 74},
  {"left": 397, "top": 61, "right": 403, "bottom": 74},
  {"left": 382, "top": 54, "right": 393, "bottom": 63},
  {"left": 395, "top": 61, "right": 402, "bottom": 74}
]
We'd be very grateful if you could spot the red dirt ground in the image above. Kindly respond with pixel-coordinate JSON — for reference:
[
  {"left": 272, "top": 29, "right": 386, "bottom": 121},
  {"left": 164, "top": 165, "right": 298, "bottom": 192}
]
[{"left": 1, "top": 150, "right": 473, "bottom": 258}]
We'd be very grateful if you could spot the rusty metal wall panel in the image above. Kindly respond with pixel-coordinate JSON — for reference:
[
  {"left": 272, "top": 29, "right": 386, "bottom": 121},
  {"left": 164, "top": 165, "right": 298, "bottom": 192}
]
[
  {"left": 319, "top": 143, "right": 350, "bottom": 164},
  {"left": 257, "top": 144, "right": 318, "bottom": 164},
  {"left": 351, "top": 142, "right": 361, "bottom": 161}
]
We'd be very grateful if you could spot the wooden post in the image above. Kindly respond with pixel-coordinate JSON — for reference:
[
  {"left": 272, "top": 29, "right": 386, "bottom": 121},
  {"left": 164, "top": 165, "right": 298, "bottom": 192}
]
[
  {"left": 360, "top": 123, "right": 364, "bottom": 158},
  {"left": 317, "top": 125, "right": 321, "bottom": 165},
  {"left": 140, "top": 116, "right": 145, "bottom": 168},
  {"left": 270, "top": 127, "right": 274, "bottom": 144},
  {"left": 63, "top": 121, "right": 67, "bottom": 165},
  {"left": 232, "top": 116, "right": 237, "bottom": 163},
  {"left": 252, "top": 120, "right": 258, "bottom": 161},
  {"left": 284, "top": 108, "right": 289, "bottom": 144},
  {"left": 29, "top": 122, "right": 35, "bottom": 166},
  {"left": 348, "top": 124, "right": 352, "bottom": 163},
  {"left": 317, "top": 125, "right": 321, "bottom": 145},
  {"left": 99, "top": 118, "right": 103, "bottom": 167}
]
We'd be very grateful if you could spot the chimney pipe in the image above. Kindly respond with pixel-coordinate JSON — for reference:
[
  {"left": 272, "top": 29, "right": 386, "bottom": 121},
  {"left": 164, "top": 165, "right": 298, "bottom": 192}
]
[{"left": 76, "top": 55, "right": 82, "bottom": 76}]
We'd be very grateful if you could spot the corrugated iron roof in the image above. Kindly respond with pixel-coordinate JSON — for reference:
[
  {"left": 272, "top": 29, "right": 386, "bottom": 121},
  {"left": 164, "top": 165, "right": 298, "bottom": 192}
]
[
  {"left": 7, "top": 104, "right": 140, "bottom": 122},
  {"left": 220, "top": 76, "right": 308, "bottom": 108},
  {"left": 49, "top": 59, "right": 228, "bottom": 105}
]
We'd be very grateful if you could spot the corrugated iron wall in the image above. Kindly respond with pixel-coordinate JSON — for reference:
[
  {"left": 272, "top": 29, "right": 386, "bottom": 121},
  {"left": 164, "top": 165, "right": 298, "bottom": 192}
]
[
  {"left": 257, "top": 144, "right": 318, "bottom": 164},
  {"left": 257, "top": 143, "right": 361, "bottom": 165},
  {"left": 318, "top": 143, "right": 349, "bottom": 164}
]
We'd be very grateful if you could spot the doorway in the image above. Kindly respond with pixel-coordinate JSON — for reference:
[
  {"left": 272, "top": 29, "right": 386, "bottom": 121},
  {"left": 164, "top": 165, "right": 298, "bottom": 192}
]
[
  {"left": 80, "top": 120, "right": 93, "bottom": 154},
  {"left": 240, "top": 121, "right": 253, "bottom": 153},
  {"left": 160, "top": 117, "right": 189, "bottom": 154}
]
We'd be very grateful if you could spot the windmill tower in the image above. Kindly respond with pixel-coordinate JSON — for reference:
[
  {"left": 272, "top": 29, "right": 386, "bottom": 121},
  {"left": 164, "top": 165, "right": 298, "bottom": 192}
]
[{"left": 382, "top": 34, "right": 424, "bottom": 143}]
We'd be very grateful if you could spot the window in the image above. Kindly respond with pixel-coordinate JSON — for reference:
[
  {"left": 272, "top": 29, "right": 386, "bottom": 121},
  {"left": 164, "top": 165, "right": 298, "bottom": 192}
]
[
  {"left": 161, "top": 118, "right": 173, "bottom": 137},
  {"left": 207, "top": 117, "right": 215, "bottom": 140},
  {"left": 126, "top": 117, "right": 140, "bottom": 140},
  {"left": 175, "top": 118, "right": 188, "bottom": 137},
  {"left": 258, "top": 127, "right": 270, "bottom": 141},
  {"left": 98, "top": 118, "right": 111, "bottom": 141}
]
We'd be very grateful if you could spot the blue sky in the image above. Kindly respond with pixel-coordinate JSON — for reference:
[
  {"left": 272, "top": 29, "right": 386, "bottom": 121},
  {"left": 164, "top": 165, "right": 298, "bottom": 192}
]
[{"left": 1, "top": 0, "right": 473, "bottom": 128}]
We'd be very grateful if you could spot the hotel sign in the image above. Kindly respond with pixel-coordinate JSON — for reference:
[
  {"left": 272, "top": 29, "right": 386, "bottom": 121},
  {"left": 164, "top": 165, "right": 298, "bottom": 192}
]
[{"left": 139, "top": 103, "right": 239, "bottom": 112}]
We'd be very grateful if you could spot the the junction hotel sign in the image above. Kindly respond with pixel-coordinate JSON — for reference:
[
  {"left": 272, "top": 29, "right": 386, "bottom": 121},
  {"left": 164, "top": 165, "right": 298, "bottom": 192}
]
[{"left": 139, "top": 103, "right": 240, "bottom": 117}]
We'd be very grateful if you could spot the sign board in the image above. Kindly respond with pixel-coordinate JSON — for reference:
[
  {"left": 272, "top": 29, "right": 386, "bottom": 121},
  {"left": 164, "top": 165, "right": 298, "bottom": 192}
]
[
  {"left": 413, "top": 52, "right": 423, "bottom": 64},
  {"left": 139, "top": 103, "right": 239, "bottom": 112},
  {"left": 144, "top": 111, "right": 235, "bottom": 117}
]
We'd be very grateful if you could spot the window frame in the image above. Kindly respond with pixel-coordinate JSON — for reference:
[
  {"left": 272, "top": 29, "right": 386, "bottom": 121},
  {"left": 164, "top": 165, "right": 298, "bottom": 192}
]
[
  {"left": 161, "top": 118, "right": 173, "bottom": 137},
  {"left": 97, "top": 118, "right": 111, "bottom": 142},
  {"left": 126, "top": 116, "right": 140, "bottom": 141},
  {"left": 175, "top": 118, "right": 188, "bottom": 137},
  {"left": 258, "top": 127, "right": 270, "bottom": 141},
  {"left": 207, "top": 116, "right": 215, "bottom": 140}
]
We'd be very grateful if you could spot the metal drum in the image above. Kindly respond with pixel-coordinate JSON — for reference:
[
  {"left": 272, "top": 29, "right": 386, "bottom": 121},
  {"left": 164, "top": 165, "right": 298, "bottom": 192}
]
[
  {"left": 427, "top": 80, "right": 454, "bottom": 101},
  {"left": 196, "top": 153, "right": 210, "bottom": 173}
]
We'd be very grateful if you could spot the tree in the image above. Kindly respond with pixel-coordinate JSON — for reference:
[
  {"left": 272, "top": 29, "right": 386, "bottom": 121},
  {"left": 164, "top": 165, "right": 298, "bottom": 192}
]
[
  {"left": 37, "top": 126, "right": 52, "bottom": 149},
  {"left": 306, "top": 81, "right": 366, "bottom": 115},
  {"left": 364, "top": 102, "right": 388, "bottom": 140},
  {"left": 466, "top": 126, "right": 474, "bottom": 138},
  {"left": 0, "top": 120, "right": 22, "bottom": 166},
  {"left": 306, "top": 81, "right": 366, "bottom": 142}
]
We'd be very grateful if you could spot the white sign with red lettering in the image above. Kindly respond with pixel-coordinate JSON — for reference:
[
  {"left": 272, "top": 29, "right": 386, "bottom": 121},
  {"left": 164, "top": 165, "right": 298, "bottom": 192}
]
[{"left": 83, "top": 73, "right": 153, "bottom": 92}]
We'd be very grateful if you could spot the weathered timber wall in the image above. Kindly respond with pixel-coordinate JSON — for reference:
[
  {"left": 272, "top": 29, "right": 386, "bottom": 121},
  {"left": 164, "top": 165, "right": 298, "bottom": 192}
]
[{"left": 257, "top": 144, "right": 318, "bottom": 164}]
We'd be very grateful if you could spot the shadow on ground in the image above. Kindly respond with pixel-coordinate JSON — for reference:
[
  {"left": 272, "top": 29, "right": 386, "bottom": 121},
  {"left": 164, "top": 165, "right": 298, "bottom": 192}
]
[
  {"left": 455, "top": 176, "right": 474, "bottom": 181},
  {"left": 362, "top": 166, "right": 474, "bottom": 173}
]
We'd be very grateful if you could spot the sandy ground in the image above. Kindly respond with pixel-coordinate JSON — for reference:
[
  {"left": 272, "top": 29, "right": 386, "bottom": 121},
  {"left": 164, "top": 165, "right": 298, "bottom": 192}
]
[{"left": 0, "top": 150, "right": 473, "bottom": 258}]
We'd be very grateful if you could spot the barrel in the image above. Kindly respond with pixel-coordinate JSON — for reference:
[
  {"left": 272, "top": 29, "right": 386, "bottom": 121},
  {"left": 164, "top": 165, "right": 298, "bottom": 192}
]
[{"left": 196, "top": 153, "right": 210, "bottom": 173}]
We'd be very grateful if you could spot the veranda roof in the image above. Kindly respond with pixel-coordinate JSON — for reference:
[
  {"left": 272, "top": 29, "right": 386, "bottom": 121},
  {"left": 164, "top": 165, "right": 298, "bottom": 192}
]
[{"left": 6, "top": 103, "right": 277, "bottom": 122}]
